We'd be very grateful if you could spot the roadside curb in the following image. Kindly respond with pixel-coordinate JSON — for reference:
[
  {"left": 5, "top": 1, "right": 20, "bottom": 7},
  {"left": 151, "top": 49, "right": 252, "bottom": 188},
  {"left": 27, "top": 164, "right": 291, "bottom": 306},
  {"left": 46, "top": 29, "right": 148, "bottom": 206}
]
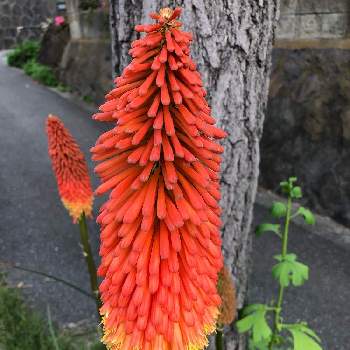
[{"left": 46, "top": 86, "right": 97, "bottom": 115}]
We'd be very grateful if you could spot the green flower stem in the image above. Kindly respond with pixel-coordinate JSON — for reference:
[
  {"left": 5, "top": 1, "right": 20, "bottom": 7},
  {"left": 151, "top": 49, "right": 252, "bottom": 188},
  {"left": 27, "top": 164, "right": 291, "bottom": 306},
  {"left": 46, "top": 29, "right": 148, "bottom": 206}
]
[
  {"left": 282, "top": 196, "right": 292, "bottom": 258},
  {"left": 269, "top": 194, "right": 292, "bottom": 349},
  {"left": 215, "top": 328, "right": 224, "bottom": 350},
  {"left": 78, "top": 212, "right": 101, "bottom": 318}
]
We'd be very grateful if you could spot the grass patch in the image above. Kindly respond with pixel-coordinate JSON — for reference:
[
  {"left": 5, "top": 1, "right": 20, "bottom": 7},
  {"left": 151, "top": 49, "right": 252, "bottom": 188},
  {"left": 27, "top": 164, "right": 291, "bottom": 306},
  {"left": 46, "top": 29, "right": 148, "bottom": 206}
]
[
  {"left": 23, "top": 60, "right": 58, "bottom": 87},
  {"left": 6, "top": 41, "right": 93, "bottom": 104},
  {"left": 7, "top": 41, "right": 58, "bottom": 87},
  {"left": 83, "top": 95, "right": 94, "bottom": 104},
  {"left": 0, "top": 275, "right": 103, "bottom": 350},
  {"left": 7, "top": 41, "right": 40, "bottom": 68},
  {"left": 57, "top": 84, "right": 72, "bottom": 93}
]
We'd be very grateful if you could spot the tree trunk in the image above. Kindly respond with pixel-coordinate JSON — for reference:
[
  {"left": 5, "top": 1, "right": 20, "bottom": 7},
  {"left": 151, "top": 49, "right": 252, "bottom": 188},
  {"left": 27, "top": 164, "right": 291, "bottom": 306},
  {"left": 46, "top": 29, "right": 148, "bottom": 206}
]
[{"left": 109, "top": 1, "right": 279, "bottom": 349}]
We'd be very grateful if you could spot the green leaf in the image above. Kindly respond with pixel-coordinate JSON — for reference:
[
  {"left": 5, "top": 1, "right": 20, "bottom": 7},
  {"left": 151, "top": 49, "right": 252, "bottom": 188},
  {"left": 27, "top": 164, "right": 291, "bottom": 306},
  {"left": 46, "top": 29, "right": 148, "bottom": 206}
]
[
  {"left": 249, "top": 334, "right": 287, "bottom": 350},
  {"left": 280, "top": 177, "right": 299, "bottom": 196},
  {"left": 255, "top": 224, "right": 281, "bottom": 237},
  {"left": 285, "top": 324, "right": 322, "bottom": 350},
  {"left": 291, "top": 186, "right": 302, "bottom": 199},
  {"left": 236, "top": 304, "right": 272, "bottom": 344},
  {"left": 296, "top": 207, "right": 315, "bottom": 225},
  {"left": 248, "top": 337, "right": 271, "bottom": 350},
  {"left": 280, "top": 181, "right": 290, "bottom": 194},
  {"left": 272, "top": 254, "right": 309, "bottom": 287},
  {"left": 241, "top": 304, "right": 270, "bottom": 317},
  {"left": 47, "top": 306, "right": 61, "bottom": 350},
  {"left": 271, "top": 202, "right": 287, "bottom": 218}
]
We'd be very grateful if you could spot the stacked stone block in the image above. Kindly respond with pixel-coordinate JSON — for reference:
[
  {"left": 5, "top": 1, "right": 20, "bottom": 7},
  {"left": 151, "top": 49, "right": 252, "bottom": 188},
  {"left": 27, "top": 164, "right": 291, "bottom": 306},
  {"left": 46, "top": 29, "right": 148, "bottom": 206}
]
[
  {"left": 261, "top": 2, "right": 350, "bottom": 225},
  {"left": 0, "top": 0, "right": 56, "bottom": 49},
  {"left": 277, "top": 0, "right": 350, "bottom": 39}
]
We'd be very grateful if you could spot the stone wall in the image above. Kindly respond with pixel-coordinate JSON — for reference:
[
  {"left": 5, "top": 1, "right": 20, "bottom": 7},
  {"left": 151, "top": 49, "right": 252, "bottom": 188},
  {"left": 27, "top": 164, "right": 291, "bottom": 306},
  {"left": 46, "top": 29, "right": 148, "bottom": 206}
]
[
  {"left": 260, "top": 49, "right": 350, "bottom": 225},
  {"left": 59, "top": 6, "right": 111, "bottom": 103},
  {"left": 60, "top": 38, "right": 112, "bottom": 103},
  {"left": 277, "top": 0, "right": 350, "bottom": 39},
  {"left": 0, "top": 0, "right": 56, "bottom": 49},
  {"left": 258, "top": 2, "right": 350, "bottom": 226},
  {"left": 260, "top": 0, "right": 350, "bottom": 227}
]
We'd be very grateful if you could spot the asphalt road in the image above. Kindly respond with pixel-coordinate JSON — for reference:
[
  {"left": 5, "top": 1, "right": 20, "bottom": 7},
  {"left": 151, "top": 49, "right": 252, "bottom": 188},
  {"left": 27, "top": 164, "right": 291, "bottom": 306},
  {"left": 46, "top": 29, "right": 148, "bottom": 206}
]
[
  {"left": 0, "top": 51, "right": 349, "bottom": 348},
  {"left": 0, "top": 51, "right": 104, "bottom": 327}
]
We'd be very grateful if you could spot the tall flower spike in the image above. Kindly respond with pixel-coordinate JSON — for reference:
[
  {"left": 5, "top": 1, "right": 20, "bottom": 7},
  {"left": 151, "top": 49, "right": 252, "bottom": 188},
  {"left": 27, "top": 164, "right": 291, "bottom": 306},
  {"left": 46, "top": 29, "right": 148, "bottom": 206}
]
[
  {"left": 92, "top": 8, "right": 227, "bottom": 350},
  {"left": 46, "top": 115, "right": 93, "bottom": 222}
]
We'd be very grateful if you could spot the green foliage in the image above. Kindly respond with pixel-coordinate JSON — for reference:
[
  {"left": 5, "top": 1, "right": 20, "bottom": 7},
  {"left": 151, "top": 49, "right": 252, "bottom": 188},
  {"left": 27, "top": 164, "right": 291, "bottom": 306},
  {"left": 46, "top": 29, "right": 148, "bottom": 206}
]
[
  {"left": 248, "top": 338, "right": 270, "bottom": 350},
  {"left": 236, "top": 177, "right": 322, "bottom": 350},
  {"left": 296, "top": 207, "right": 315, "bottom": 225},
  {"left": 7, "top": 40, "right": 59, "bottom": 88},
  {"left": 0, "top": 275, "right": 101, "bottom": 350},
  {"left": 236, "top": 304, "right": 272, "bottom": 343},
  {"left": 83, "top": 95, "right": 94, "bottom": 104},
  {"left": 248, "top": 338, "right": 290, "bottom": 350},
  {"left": 47, "top": 306, "right": 61, "bottom": 350},
  {"left": 271, "top": 202, "right": 287, "bottom": 218},
  {"left": 7, "top": 41, "right": 40, "bottom": 68},
  {"left": 272, "top": 254, "right": 309, "bottom": 287},
  {"left": 0, "top": 277, "right": 69, "bottom": 349},
  {"left": 57, "top": 84, "right": 72, "bottom": 93},
  {"left": 291, "top": 187, "right": 302, "bottom": 199},
  {"left": 279, "top": 177, "right": 297, "bottom": 195},
  {"left": 255, "top": 223, "right": 281, "bottom": 238},
  {"left": 23, "top": 60, "right": 58, "bottom": 87},
  {"left": 285, "top": 324, "right": 322, "bottom": 350}
]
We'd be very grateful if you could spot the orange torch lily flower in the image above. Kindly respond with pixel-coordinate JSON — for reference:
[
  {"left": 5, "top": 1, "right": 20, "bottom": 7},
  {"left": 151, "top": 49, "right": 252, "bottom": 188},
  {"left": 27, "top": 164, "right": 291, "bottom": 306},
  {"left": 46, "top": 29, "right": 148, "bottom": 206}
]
[
  {"left": 92, "top": 7, "right": 227, "bottom": 350},
  {"left": 46, "top": 115, "right": 93, "bottom": 222}
]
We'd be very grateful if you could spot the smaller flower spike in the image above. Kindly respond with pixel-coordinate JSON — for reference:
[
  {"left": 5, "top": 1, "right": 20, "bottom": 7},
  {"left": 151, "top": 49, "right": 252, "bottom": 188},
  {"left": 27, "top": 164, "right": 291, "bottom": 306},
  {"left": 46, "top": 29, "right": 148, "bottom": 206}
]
[{"left": 46, "top": 115, "right": 93, "bottom": 222}]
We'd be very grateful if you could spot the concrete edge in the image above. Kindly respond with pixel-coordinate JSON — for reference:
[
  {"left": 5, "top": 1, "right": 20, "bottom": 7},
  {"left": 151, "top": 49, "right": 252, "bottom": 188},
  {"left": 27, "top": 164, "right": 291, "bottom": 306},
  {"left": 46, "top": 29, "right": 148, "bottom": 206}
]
[
  {"left": 274, "top": 38, "right": 350, "bottom": 50},
  {"left": 256, "top": 187, "right": 350, "bottom": 247},
  {"left": 46, "top": 86, "right": 97, "bottom": 114}
]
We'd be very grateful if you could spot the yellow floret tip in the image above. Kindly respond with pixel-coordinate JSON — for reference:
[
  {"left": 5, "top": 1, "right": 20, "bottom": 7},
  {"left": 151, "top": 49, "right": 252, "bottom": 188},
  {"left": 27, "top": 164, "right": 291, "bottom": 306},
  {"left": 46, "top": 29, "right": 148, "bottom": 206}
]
[{"left": 62, "top": 198, "right": 93, "bottom": 222}]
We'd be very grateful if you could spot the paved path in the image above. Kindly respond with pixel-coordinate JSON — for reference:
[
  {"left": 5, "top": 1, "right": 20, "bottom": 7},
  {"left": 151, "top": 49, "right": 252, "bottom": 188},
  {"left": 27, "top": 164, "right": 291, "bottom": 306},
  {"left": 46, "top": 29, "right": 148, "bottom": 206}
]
[
  {"left": 0, "top": 51, "right": 104, "bottom": 327},
  {"left": 0, "top": 52, "right": 349, "bottom": 348}
]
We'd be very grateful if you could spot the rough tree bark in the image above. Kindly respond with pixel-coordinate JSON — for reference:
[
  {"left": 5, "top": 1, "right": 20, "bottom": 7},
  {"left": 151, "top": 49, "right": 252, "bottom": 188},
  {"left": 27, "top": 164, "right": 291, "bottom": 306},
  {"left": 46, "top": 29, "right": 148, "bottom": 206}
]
[{"left": 109, "top": 1, "right": 279, "bottom": 349}]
